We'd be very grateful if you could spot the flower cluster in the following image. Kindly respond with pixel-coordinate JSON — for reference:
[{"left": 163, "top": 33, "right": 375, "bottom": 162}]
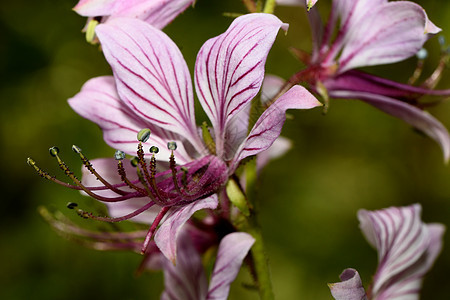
[{"left": 29, "top": 0, "right": 448, "bottom": 299}]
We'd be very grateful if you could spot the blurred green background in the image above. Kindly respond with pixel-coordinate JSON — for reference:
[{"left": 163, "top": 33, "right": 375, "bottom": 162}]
[{"left": 1, "top": 0, "right": 450, "bottom": 299}]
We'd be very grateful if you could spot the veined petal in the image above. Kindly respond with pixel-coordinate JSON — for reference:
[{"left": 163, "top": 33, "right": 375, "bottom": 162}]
[
  {"left": 80, "top": 158, "right": 160, "bottom": 223},
  {"left": 74, "top": 0, "right": 116, "bottom": 16},
  {"left": 194, "top": 13, "right": 288, "bottom": 158},
  {"left": 68, "top": 76, "right": 192, "bottom": 163},
  {"left": 161, "top": 230, "right": 208, "bottom": 300},
  {"left": 328, "top": 90, "right": 450, "bottom": 162},
  {"left": 95, "top": 18, "right": 204, "bottom": 153},
  {"left": 112, "top": 0, "right": 195, "bottom": 29},
  {"left": 329, "top": 268, "right": 368, "bottom": 300},
  {"left": 358, "top": 204, "right": 445, "bottom": 299},
  {"left": 206, "top": 232, "right": 255, "bottom": 300},
  {"left": 74, "top": 0, "right": 194, "bottom": 29},
  {"left": 230, "top": 85, "right": 321, "bottom": 172},
  {"left": 155, "top": 195, "right": 218, "bottom": 263},
  {"left": 338, "top": 1, "right": 441, "bottom": 72}
]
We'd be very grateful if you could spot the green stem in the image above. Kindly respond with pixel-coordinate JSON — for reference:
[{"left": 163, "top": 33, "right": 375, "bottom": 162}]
[
  {"left": 263, "top": 0, "right": 276, "bottom": 14},
  {"left": 243, "top": 159, "right": 274, "bottom": 300},
  {"left": 248, "top": 216, "right": 274, "bottom": 300}
]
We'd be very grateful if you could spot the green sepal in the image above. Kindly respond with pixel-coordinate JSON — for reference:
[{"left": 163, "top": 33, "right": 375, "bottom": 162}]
[{"left": 226, "top": 179, "right": 250, "bottom": 217}]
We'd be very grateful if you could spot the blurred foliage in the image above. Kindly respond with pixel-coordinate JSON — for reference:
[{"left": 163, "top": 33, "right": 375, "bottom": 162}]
[{"left": 1, "top": 0, "right": 450, "bottom": 299}]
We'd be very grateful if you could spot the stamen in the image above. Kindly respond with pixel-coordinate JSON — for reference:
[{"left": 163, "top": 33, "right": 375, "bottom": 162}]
[
  {"left": 136, "top": 143, "right": 161, "bottom": 201},
  {"left": 141, "top": 206, "right": 171, "bottom": 254},
  {"left": 409, "top": 48, "right": 427, "bottom": 85},
  {"left": 147, "top": 146, "right": 170, "bottom": 203},
  {"left": 27, "top": 157, "right": 79, "bottom": 189},
  {"left": 48, "top": 147, "right": 142, "bottom": 202},
  {"left": 73, "top": 145, "right": 128, "bottom": 196},
  {"left": 72, "top": 202, "right": 155, "bottom": 223},
  {"left": 117, "top": 159, "right": 147, "bottom": 194},
  {"left": 168, "top": 142, "right": 184, "bottom": 195}
]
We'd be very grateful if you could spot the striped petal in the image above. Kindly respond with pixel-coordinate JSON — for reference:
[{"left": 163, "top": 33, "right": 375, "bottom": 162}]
[
  {"left": 95, "top": 18, "right": 204, "bottom": 153},
  {"left": 337, "top": 1, "right": 440, "bottom": 72},
  {"left": 155, "top": 195, "right": 218, "bottom": 263},
  {"left": 230, "top": 85, "right": 321, "bottom": 172},
  {"left": 358, "top": 204, "right": 445, "bottom": 299},
  {"left": 68, "top": 76, "right": 193, "bottom": 163},
  {"left": 194, "top": 13, "right": 288, "bottom": 158},
  {"left": 328, "top": 90, "right": 450, "bottom": 162},
  {"left": 329, "top": 268, "right": 368, "bottom": 300},
  {"left": 206, "top": 232, "right": 255, "bottom": 300},
  {"left": 74, "top": 0, "right": 194, "bottom": 29},
  {"left": 161, "top": 230, "right": 208, "bottom": 300}
]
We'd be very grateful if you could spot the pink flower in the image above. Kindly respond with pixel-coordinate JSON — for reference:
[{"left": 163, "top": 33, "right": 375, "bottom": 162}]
[
  {"left": 282, "top": 0, "right": 450, "bottom": 160},
  {"left": 67, "top": 14, "right": 321, "bottom": 262},
  {"left": 329, "top": 204, "right": 445, "bottom": 300}
]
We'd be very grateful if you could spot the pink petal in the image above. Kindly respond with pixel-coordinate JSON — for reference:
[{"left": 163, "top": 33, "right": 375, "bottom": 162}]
[
  {"left": 155, "top": 195, "right": 219, "bottom": 263},
  {"left": 161, "top": 230, "right": 208, "bottom": 300},
  {"left": 338, "top": 1, "right": 441, "bottom": 72},
  {"left": 68, "top": 76, "right": 193, "bottom": 163},
  {"left": 207, "top": 232, "right": 255, "bottom": 300},
  {"left": 358, "top": 204, "right": 445, "bottom": 299},
  {"left": 112, "top": 0, "right": 195, "bottom": 29},
  {"left": 329, "top": 90, "right": 450, "bottom": 162},
  {"left": 194, "top": 13, "right": 288, "bottom": 158},
  {"left": 261, "top": 74, "right": 285, "bottom": 105},
  {"left": 74, "top": 0, "right": 194, "bottom": 29},
  {"left": 231, "top": 85, "right": 321, "bottom": 172},
  {"left": 329, "top": 268, "right": 368, "bottom": 300},
  {"left": 80, "top": 158, "right": 160, "bottom": 223},
  {"left": 74, "top": 0, "right": 116, "bottom": 16},
  {"left": 95, "top": 18, "right": 204, "bottom": 153}
]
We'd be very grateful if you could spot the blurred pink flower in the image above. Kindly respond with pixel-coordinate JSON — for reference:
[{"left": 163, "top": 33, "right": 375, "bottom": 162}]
[{"left": 329, "top": 204, "right": 445, "bottom": 300}]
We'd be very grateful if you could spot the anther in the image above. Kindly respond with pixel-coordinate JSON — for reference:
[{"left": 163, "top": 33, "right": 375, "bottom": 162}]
[
  {"left": 49, "top": 146, "right": 60, "bottom": 157},
  {"left": 167, "top": 142, "right": 177, "bottom": 151},
  {"left": 416, "top": 48, "right": 428, "bottom": 60},
  {"left": 72, "top": 145, "right": 82, "bottom": 154},
  {"left": 130, "top": 157, "right": 139, "bottom": 167},
  {"left": 137, "top": 128, "right": 151, "bottom": 143},
  {"left": 67, "top": 202, "right": 78, "bottom": 209},
  {"left": 115, "top": 150, "right": 126, "bottom": 160},
  {"left": 149, "top": 146, "right": 159, "bottom": 154}
]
